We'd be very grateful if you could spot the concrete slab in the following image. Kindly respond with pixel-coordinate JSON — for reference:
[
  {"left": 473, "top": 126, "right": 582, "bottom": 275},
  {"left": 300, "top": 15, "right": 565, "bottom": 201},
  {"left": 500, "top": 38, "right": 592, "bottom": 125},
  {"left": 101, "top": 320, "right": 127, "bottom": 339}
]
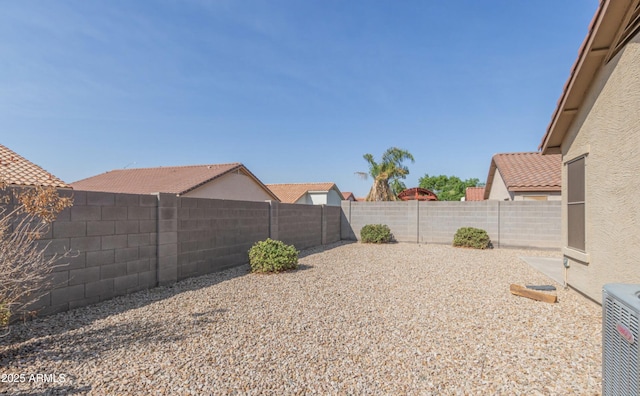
[{"left": 520, "top": 256, "right": 565, "bottom": 286}]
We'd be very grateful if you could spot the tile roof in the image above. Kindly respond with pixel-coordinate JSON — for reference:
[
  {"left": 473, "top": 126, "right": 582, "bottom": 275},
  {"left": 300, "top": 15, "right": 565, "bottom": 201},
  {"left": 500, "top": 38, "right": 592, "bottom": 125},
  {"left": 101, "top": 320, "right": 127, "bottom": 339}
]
[
  {"left": 342, "top": 192, "right": 356, "bottom": 200},
  {"left": 72, "top": 163, "right": 278, "bottom": 199},
  {"left": 0, "top": 144, "right": 70, "bottom": 188},
  {"left": 465, "top": 187, "right": 486, "bottom": 201},
  {"left": 266, "top": 182, "right": 338, "bottom": 204},
  {"left": 484, "top": 152, "right": 561, "bottom": 198}
]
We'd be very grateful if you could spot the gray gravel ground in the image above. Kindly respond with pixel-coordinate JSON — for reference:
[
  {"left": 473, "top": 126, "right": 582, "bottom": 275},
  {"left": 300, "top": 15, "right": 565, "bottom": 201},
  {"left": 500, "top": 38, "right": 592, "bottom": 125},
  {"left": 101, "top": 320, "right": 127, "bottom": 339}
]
[{"left": 1, "top": 242, "right": 602, "bottom": 395}]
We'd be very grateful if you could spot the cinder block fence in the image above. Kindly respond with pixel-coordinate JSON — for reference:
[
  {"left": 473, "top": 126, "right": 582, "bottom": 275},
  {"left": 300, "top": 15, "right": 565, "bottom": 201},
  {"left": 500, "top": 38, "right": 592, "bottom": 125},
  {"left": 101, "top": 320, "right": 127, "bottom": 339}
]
[
  {"left": 340, "top": 200, "right": 561, "bottom": 249},
  {"left": 4, "top": 188, "right": 341, "bottom": 317},
  {"left": 3, "top": 186, "right": 559, "bottom": 318}
]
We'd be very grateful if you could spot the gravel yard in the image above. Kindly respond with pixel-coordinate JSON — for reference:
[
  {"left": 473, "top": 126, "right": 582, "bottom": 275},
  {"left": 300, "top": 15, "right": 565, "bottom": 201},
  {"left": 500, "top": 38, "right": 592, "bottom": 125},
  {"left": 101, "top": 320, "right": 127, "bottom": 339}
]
[{"left": 1, "top": 242, "right": 602, "bottom": 395}]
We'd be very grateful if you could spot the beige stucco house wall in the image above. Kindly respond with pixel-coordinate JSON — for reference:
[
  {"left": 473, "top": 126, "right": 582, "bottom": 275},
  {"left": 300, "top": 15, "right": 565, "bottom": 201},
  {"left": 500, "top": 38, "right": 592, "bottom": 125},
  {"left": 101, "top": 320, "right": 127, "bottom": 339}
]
[
  {"left": 559, "top": 32, "right": 640, "bottom": 302},
  {"left": 185, "top": 172, "right": 275, "bottom": 201},
  {"left": 296, "top": 189, "right": 343, "bottom": 206},
  {"left": 540, "top": 0, "right": 640, "bottom": 303}
]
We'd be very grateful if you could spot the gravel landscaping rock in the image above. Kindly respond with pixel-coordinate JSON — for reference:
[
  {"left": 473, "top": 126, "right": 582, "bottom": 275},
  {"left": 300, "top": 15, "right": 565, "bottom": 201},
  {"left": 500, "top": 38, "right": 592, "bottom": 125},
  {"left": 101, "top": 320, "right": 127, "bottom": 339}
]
[{"left": 0, "top": 242, "right": 602, "bottom": 395}]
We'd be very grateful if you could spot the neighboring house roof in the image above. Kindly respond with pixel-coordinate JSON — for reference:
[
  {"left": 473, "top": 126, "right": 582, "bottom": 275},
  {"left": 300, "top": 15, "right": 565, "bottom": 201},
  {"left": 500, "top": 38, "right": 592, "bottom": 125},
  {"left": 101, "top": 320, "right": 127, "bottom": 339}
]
[
  {"left": 0, "top": 144, "right": 71, "bottom": 188},
  {"left": 539, "top": 0, "right": 635, "bottom": 153},
  {"left": 465, "top": 187, "right": 486, "bottom": 201},
  {"left": 72, "top": 163, "right": 279, "bottom": 199},
  {"left": 266, "top": 182, "right": 340, "bottom": 204},
  {"left": 398, "top": 187, "right": 438, "bottom": 201},
  {"left": 484, "top": 152, "right": 562, "bottom": 199},
  {"left": 342, "top": 192, "right": 356, "bottom": 201}
]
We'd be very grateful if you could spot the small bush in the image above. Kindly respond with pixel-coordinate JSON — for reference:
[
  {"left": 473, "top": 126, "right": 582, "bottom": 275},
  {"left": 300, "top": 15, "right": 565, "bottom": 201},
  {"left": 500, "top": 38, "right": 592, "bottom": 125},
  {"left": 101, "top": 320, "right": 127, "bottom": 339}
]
[
  {"left": 453, "top": 227, "right": 491, "bottom": 249},
  {"left": 360, "top": 224, "right": 393, "bottom": 244},
  {"left": 248, "top": 238, "right": 299, "bottom": 273}
]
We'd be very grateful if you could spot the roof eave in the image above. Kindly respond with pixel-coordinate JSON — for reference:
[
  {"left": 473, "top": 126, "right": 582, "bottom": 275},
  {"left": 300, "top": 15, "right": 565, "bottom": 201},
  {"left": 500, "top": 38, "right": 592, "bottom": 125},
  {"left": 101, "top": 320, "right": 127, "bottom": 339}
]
[{"left": 540, "top": 0, "right": 633, "bottom": 154}]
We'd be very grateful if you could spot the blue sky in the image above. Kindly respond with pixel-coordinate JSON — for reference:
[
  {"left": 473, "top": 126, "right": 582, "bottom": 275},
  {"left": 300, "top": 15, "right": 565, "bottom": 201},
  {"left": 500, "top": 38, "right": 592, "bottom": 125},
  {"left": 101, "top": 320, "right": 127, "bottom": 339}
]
[{"left": 1, "top": 1, "right": 597, "bottom": 197}]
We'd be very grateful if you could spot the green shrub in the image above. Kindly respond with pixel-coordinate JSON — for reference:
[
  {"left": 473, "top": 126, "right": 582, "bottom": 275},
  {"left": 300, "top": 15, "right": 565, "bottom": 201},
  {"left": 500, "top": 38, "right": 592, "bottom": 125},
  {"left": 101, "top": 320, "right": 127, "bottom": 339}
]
[
  {"left": 248, "top": 238, "right": 299, "bottom": 273},
  {"left": 453, "top": 227, "right": 491, "bottom": 249},
  {"left": 360, "top": 224, "right": 393, "bottom": 244}
]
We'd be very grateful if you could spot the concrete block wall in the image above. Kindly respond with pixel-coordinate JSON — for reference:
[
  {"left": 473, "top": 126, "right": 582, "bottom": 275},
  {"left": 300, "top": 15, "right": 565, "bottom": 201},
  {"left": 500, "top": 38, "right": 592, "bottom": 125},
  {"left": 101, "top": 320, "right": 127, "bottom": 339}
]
[
  {"left": 2, "top": 186, "right": 340, "bottom": 318},
  {"left": 322, "top": 206, "right": 341, "bottom": 245},
  {"left": 277, "top": 202, "right": 323, "bottom": 250},
  {"left": 28, "top": 190, "right": 158, "bottom": 316},
  {"left": 347, "top": 201, "right": 419, "bottom": 243},
  {"left": 498, "top": 201, "right": 561, "bottom": 249},
  {"left": 342, "top": 200, "right": 561, "bottom": 249},
  {"left": 175, "top": 197, "right": 270, "bottom": 279},
  {"left": 419, "top": 201, "right": 499, "bottom": 245}
]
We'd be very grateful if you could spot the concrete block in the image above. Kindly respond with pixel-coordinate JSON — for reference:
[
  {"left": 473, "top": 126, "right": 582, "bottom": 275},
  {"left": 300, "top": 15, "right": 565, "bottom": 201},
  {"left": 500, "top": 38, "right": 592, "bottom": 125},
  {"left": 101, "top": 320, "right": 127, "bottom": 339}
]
[
  {"left": 53, "top": 221, "right": 86, "bottom": 238},
  {"left": 101, "top": 206, "right": 128, "bottom": 220},
  {"left": 85, "top": 279, "right": 114, "bottom": 298},
  {"left": 114, "top": 273, "right": 138, "bottom": 292},
  {"left": 87, "top": 221, "right": 115, "bottom": 236},
  {"left": 127, "top": 259, "right": 150, "bottom": 274},
  {"left": 51, "top": 284, "right": 85, "bottom": 305},
  {"left": 49, "top": 270, "right": 69, "bottom": 288},
  {"left": 39, "top": 238, "right": 71, "bottom": 256},
  {"left": 101, "top": 234, "right": 128, "bottom": 250},
  {"left": 115, "top": 247, "right": 139, "bottom": 263},
  {"left": 87, "top": 192, "right": 115, "bottom": 206},
  {"left": 115, "top": 220, "right": 139, "bottom": 235},
  {"left": 69, "top": 296, "right": 100, "bottom": 310},
  {"left": 138, "top": 245, "right": 156, "bottom": 259},
  {"left": 158, "top": 219, "right": 177, "bottom": 233},
  {"left": 128, "top": 206, "right": 152, "bottom": 220},
  {"left": 71, "top": 206, "right": 101, "bottom": 221},
  {"left": 86, "top": 250, "right": 115, "bottom": 267},
  {"left": 179, "top": 197, "right": 198, "bottom": 208},
  {"left": 57, "top": 252, "right": 86, "bottom": 270},
  {"left": 128, "top": 233, "right": 151, "bottom": 247},
  {"left": 115, "top": 194, "right": 139, "bottom": 207},
  {"left": 158, "top": 242, "right": 178, "bottom": 257},
  {"left": 39, "top": 304, "right": 70, "bottom": 317},
  {"left": 67, "top": 190, "right": 86, "bottom": 206},
  {"left": 138, "top": 270, "right": 157, "bottom": 288},
  {"left": 139, "top": 194, "right": 157, "bottom": 207},
  {"left": 100, "top": 262, "right": 128, "bottom": 279},
  {"left": 69, "top": 266, "right": 101, "bottom": 286},
  {"left": 70, "top": 236, "right": 101, "bottom": 252},
  {"left": 139, "top": 220, "right": 156, "bottom": 233}
]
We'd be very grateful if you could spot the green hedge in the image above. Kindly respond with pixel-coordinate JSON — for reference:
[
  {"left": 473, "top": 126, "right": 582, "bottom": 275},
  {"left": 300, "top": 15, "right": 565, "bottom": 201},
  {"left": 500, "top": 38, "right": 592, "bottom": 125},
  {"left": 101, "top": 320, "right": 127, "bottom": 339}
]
[
  {"left": 453, "top": 227, "right": 491, "bottom": 249},
  {"left": 248, "top": 238, "right": 299, "bottom": 273},
  {"left": 360, "top": 224, "right": 393, "bottom": 244}
]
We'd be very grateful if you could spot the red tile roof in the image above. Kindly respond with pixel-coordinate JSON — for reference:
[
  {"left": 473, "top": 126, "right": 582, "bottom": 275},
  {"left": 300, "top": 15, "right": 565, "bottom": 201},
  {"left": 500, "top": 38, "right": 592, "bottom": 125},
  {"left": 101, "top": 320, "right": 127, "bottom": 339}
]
[
  {"left": 72, "top": 163, "right": 278, "bottom": 199},
  {"left": 465, "top": 187, "right": 486, "bottom": 201},
  {"left": 342, "top": 192, "right": 356, "bottom": 200},
  {"left": 0, "top": 144, "right": 70, "bottom": 188},
  {"left": 484, "top": 152, "right": 561, "bottom": 198},
  {"left": 266, "top": 182, "right": 338, "bottom": 203}
]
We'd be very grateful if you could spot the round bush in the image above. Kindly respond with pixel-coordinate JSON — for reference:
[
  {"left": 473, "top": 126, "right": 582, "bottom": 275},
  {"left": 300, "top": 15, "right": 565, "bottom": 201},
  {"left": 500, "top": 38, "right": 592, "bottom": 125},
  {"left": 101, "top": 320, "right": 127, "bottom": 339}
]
[
  {"left": 360, "top": 224, "right": 393, "bottom": 244},
  {"left": 248, "top": 238, "right": 299, "bottom": 273},
  {"left": 453, "top": 227, "right": 491, "bottom": 249}
]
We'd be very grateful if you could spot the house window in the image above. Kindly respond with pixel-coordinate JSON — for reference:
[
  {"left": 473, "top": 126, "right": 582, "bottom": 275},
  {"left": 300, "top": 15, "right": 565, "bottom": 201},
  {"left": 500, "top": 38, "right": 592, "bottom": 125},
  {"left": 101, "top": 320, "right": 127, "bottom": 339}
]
[{"left": 567, "top": 156, "right": 586, "bottom": 251}]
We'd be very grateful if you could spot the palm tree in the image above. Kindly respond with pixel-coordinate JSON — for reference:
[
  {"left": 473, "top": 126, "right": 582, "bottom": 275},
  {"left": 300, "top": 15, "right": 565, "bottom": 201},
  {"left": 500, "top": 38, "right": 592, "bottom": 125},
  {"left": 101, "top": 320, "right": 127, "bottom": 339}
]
[{"left": 356, "top": 147, "right": 415, "bottom": 201}]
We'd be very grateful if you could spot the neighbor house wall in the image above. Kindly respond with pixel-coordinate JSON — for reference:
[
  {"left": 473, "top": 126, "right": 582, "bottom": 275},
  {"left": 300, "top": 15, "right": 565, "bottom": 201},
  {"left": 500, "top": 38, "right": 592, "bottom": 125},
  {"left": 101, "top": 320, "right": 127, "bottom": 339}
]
[
  {"left": 341, "top": 200, "right": 561, "bottom": 249},
  {"left": 559, "top": 33, "right": 640, "bottom": 302},
  {"left": 513, "top": 192, "right": 562, "bottom": 201},
  {"left": 184, "top": 172, "right": 274, "bottom": 202},
  {"left": 487, "top": 169, "right": 512, "bottom": 200}
]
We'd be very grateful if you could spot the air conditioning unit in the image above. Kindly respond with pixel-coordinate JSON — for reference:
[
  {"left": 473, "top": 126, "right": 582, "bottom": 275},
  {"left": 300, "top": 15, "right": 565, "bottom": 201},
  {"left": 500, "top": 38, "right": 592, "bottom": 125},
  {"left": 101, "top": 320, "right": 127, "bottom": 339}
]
[{"left": 603, "top": 284, "right": 640, "bottom": 395}]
